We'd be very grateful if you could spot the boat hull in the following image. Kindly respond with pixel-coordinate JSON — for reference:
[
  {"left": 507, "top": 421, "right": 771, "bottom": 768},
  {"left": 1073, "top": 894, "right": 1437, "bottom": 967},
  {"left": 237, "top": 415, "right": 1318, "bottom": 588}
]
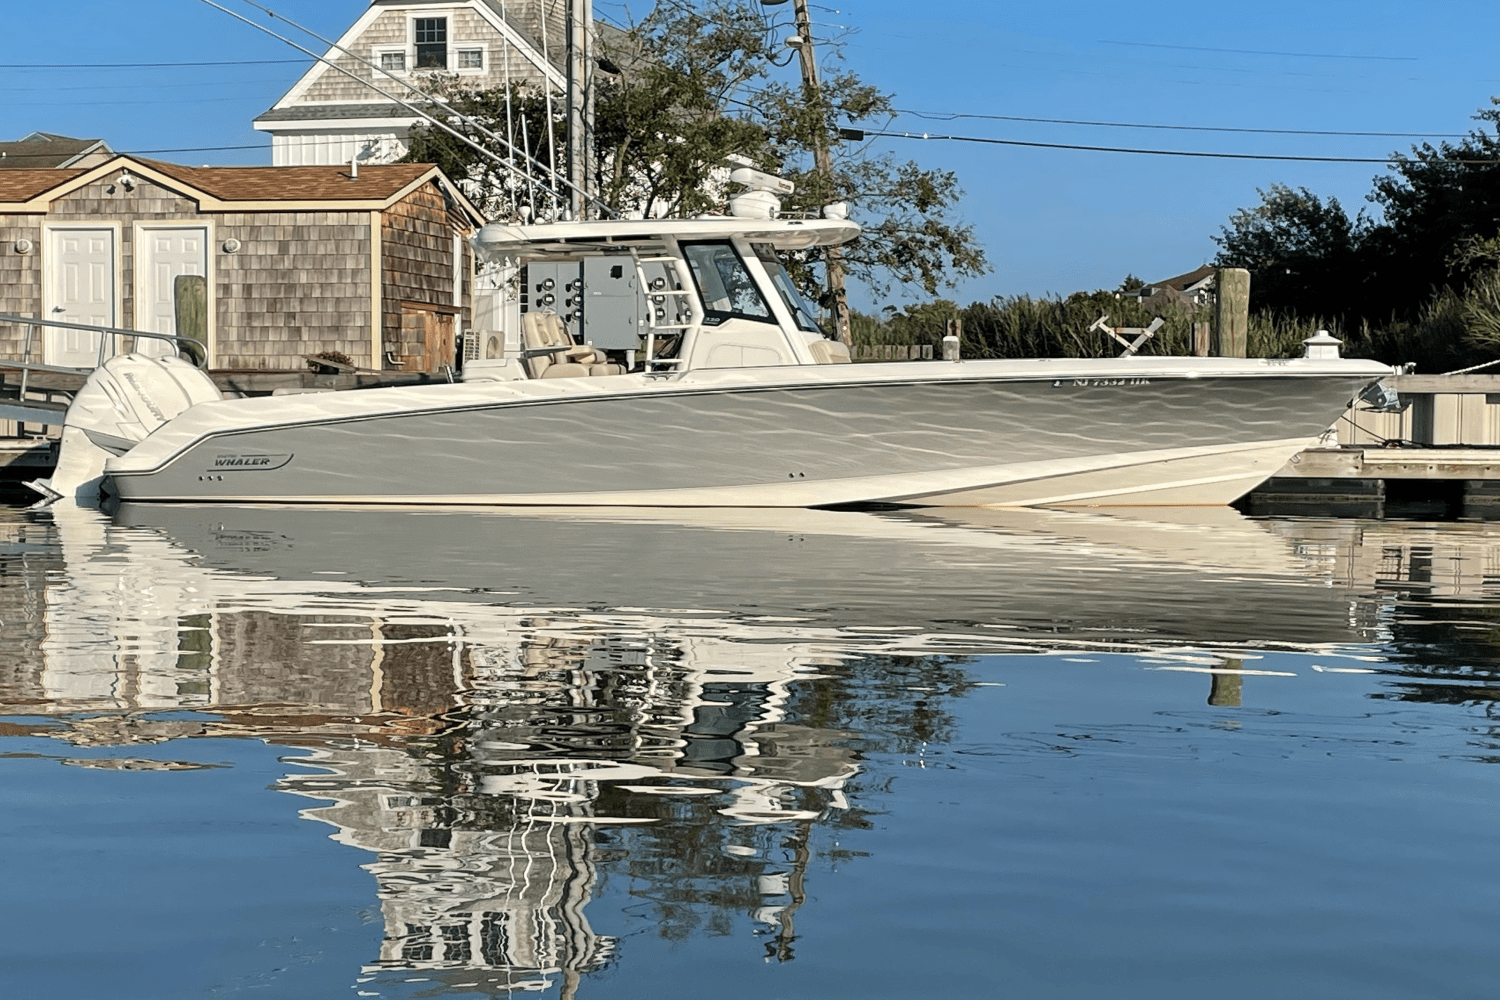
[{"left": 104, "top": 361, "right": 1385, "bottom": 507}]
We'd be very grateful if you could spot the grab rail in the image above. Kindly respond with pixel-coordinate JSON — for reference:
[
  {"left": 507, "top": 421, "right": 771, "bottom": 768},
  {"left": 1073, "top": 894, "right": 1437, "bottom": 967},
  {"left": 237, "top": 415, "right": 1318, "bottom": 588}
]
[{"left": 0, "top": 314, "right": 207, "bottom": 399}]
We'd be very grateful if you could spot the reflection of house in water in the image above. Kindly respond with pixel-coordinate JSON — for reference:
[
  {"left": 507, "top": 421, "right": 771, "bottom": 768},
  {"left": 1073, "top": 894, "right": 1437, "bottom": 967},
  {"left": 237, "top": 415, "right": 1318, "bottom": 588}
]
[
  {"left": 0, "top": 515, "right": 59, "bottom": 707},
  {"left": 42, "top": 505, "right": 1500, "bottom": 984},
  {"left": 15, "top": 506, "right": 866, "bottom": 988},
  {"left": 281, "top": 743, "right": 616, "bottom": 995}
]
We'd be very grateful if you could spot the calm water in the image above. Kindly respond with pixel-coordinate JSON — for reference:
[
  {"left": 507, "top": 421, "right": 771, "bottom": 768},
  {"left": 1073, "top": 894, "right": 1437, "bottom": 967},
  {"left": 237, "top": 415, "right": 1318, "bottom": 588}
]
[{"left": 4, "top": 502, "right": 1500, "bottom": 999}]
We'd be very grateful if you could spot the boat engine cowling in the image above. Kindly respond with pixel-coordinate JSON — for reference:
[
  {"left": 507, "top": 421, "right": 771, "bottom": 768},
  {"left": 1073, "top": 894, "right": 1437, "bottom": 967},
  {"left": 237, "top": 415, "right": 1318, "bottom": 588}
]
[{"left": 37, "top": 354, "right": 222, "bottom": 503}]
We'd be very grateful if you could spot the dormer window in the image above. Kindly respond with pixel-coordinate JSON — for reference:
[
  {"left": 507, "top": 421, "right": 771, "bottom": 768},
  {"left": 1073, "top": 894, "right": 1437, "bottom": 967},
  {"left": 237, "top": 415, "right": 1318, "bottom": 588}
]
[{"left": 414, "top": 17, "right": 447, "bottom": 69}]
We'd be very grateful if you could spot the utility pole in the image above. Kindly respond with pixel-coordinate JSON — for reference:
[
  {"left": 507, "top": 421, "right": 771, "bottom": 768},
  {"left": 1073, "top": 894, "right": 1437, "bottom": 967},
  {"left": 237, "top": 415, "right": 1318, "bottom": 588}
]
[
  {"left": 789, "top": 0, "right": 851, "bottom": 346},
  {"left": 566, "top": 0, "right": 593, "bottom": 219}
]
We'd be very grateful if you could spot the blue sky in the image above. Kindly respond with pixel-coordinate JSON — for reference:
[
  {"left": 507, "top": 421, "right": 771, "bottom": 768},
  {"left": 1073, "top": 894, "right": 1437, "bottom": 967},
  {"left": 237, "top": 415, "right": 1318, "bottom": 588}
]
[{"left": 7, "top": 1, "right": 1499, "bottom": 308}]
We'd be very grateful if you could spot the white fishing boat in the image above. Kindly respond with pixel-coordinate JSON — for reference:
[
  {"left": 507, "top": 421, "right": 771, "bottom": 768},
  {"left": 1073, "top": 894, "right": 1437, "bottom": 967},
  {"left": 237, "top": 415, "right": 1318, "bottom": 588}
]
[{"left": 34, "top": 213, "right": 1391, "bottom": 508}]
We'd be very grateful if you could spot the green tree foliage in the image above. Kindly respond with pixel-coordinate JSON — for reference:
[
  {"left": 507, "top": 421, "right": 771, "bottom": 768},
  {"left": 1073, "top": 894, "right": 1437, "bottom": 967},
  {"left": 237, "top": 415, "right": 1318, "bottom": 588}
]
[
  {"left": 1370, "top": 101, "right": 1500, "bottom": 300},
  {"left": 1211, "top": 184, "right": 1368, "bottom": 320},
  {"left": 401, "top": 0, "right": 987, "bottom": 301},
  {"left": 1212, "top": 98, "right": 1500, "bottom": 368}
]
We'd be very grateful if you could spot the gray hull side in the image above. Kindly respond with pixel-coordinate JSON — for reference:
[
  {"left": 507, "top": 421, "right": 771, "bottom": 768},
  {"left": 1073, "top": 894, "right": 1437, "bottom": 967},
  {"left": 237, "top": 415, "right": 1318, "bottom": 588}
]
[
  {"left": 109, "top": 375, "right": 1369, "bottom": 504},
  {"left": 110, "top": 503, "right": 1368, "bottom": 647}
]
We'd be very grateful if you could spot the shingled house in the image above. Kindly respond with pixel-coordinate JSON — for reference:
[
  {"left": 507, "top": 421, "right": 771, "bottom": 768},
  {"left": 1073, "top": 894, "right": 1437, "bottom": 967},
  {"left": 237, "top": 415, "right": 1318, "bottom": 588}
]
[
  {"left": 0, "top": 155, "right": 483, "bottom": 373},
  {"left": 253, "top": 0, "right": 621, "bottom": 167},
  {"left": 0, "top": 133, "right": 114, "bottom": 170}
]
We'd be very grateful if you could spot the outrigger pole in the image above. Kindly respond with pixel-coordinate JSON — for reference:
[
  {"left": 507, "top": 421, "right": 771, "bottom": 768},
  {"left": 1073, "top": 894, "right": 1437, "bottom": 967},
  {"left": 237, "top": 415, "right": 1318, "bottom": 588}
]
[{"left": 201, "top": 0, "right": 618, "bottom": 219}]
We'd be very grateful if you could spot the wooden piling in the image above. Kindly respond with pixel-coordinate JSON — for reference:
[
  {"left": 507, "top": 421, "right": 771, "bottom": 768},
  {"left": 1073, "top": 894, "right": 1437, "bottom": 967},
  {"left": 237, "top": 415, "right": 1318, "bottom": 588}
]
[
  {"left": 1193, "top": 321, "right": 1210, "bottom": 357},
  {"left": 1214, "top": 268, "right": 1249, "bottom": 358}
]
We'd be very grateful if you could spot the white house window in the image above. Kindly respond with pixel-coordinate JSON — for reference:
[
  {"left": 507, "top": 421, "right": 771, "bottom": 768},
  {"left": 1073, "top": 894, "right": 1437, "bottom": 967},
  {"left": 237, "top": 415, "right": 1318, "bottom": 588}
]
[
  {"left": 380, "top": 51, "right": 406, "bottom": 71},
  {"left": 457, "top": 49, "right": 483, "bottom": 70},
  {"left": 414, "top": 17, "right": 447, "bottom": 69}
]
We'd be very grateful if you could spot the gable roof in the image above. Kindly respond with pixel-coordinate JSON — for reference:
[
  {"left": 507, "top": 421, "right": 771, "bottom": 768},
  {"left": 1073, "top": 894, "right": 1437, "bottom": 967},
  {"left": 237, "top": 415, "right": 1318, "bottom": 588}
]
[
  {"left": 0, "top": 134, "right": 112, "bottom": 169},
  {"left": 256, "top": 0, "right": 569, "bottom": 131},
  {"left": 1149, "top": 264, "right": 1216, "bottom": 292},
  {"left": 0, "top": 168, "right": 87, "bottom": 201},
  {"left": 137, "top": 159, "right": 435, "bottom": 202},
  {"left": 0, "top": 156, "right": 484, "bottom": 223}
]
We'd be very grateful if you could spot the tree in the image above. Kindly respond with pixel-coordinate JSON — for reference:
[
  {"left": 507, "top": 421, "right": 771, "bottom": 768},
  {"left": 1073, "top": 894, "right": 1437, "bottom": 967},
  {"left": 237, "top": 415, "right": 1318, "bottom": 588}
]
[
  {"left": 1211, "top": 183, "right": 1369, "bottom": 322},
  {"left": 1369, "top": 99, "right": 1500, "bottom": 304},
  {"left": 401, "top": 0, "right": 987, "bottom": 307}
]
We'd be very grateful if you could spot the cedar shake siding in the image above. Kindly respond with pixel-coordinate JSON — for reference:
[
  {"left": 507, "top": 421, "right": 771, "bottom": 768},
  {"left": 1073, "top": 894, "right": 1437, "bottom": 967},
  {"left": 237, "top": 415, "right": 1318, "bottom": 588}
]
[
  {"left": 382, "top": 182, "right": 473, "bottom": 369},
  {"left": 252, "top": 0, "right": 630, "bottom": 166},
  {"left": 0, "top": 222, "right": 42, "bottom": 358},
  {"left": 215, "top": 211, "right": 374, "bottom": 370},
  {"left": 0, "top": 156, "right": 482, "bottom": 373}
]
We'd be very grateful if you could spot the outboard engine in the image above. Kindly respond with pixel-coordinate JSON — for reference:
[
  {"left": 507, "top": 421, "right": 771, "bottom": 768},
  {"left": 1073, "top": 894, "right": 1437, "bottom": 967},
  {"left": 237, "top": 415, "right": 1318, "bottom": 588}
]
[{"left": 31, "top": 355, "right": 222, "bottom": 503}]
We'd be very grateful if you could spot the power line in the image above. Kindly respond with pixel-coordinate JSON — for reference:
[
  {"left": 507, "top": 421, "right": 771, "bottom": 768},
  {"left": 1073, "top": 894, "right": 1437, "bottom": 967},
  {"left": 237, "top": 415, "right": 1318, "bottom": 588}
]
[
  {"left": 1098, "top": 40, "right": 1418, "bottom": 62},
  {"left": 0, "top": 59, "right": 307, "bottom": 69},
  {"left": 892, "top": 109, "right": 1468, "bottom": 140},
  {"left": 6, "top": 78, "right": 289, "bottom": 93},
  {"left": 863, "top": 129, "right": 1500, "bottom": 164},
  {"left": 0, "top": 145, "right": 269, "bottom": 163},
  {"left": 123, "top": 145, "right": 269, "bottom": 155},
  {"left": 8, "top": 97, "right": 259, "bottom": 107}
]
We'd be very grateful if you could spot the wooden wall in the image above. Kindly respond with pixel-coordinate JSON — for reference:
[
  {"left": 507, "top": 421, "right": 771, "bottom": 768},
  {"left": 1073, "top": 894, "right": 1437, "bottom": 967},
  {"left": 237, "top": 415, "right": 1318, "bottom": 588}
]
[
  {"left": 0, "top": 175, "right": 474, "bottom": 373},
  {"left": 381, "top": 182, "right": 471, "bottom": 370},
  {"left": 296, "top": 3, "right": 557, "bottom": 106},
  {"left": 215, "top": 211, "right": 374, "bottom": 370},
  {"left": 0, "top": 220, "right": 42, "bottom": 359}
]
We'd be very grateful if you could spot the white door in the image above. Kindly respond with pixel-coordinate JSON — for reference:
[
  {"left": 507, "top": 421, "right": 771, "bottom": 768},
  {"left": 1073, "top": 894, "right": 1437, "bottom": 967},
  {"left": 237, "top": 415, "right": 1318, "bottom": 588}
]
[
  {"left": 138, "top": 227, "right": 208, "bottom": 358},
  {"left": 46, "top": 227, "right": 116, "bottom": 367}
]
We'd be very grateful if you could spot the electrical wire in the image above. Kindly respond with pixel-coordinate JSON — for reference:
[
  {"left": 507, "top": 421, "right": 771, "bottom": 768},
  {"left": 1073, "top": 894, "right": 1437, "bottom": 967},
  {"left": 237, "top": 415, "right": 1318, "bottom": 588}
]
[
  {"left": 862, "top": 129, "right": 1500, "bottom": 164},
  {"left": 891, "top": 109, "right": 1468, "bottom": 140},
  {"left": 1098, "top": 39, "right": 1418, "bottom": 62},
  {"left": 123, "top": 145, "right": 269, "bottom": 155},
  {"left": 0, "top": 59, "right": 306, "bottom": 69}
]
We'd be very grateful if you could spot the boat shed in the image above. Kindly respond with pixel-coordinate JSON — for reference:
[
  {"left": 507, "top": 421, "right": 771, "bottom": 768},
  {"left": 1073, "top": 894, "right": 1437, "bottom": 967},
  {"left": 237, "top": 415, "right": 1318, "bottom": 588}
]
[{"left": 0, "top": 155, "right": 485, "bottom": 373}]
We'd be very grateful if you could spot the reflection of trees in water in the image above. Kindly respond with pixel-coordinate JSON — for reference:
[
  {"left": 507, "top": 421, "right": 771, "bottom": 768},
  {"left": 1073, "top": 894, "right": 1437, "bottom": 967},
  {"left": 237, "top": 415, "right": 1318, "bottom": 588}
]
[{"left": 570, "top": 652, "right": 973, "bottom": 959}]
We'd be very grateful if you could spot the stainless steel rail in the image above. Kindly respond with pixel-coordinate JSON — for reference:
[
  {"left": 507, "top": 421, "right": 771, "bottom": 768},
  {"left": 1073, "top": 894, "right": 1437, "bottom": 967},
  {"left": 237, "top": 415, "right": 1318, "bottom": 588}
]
[{"left": 0, "top": 314, "right": 208, "bottom": 400}]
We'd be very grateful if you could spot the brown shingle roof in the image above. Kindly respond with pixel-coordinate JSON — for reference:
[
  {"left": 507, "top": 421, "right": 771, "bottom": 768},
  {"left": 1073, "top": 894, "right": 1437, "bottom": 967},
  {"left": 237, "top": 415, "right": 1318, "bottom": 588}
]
[
  {"left": 0, "top": 169, "right": 86, "bottom": 201},
  {"left": 1150, "top": 264, "right": 1216, "bottom": 291},
  {"left": 136, "top": 159, "right": 433, "bottom": 201},
  {"left": 0, "top": 134, "right": 110, "bottom": 169}
]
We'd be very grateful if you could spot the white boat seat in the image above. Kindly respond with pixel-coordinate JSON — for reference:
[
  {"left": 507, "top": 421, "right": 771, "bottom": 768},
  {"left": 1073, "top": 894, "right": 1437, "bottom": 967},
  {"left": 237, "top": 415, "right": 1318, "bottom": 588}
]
[
  {"left": 808, "top": 339, "right": 852, "bottom": 364},
  {"left": 522, "top": 312, "right": 625, "bottom": 378}
]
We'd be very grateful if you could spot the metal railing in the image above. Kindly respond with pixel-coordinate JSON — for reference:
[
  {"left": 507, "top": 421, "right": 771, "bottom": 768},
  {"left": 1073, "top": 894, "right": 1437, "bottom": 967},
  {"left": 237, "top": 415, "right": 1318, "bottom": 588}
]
[{"left": 0, "top": 314, "right": 208, "bottom": 400}]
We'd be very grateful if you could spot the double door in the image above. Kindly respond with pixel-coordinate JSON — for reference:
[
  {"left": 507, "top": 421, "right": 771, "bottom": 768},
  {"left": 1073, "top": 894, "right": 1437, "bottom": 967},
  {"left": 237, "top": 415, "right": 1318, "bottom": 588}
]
[{"left": 44, "top": 225, "right": 209, "bottom": 367}]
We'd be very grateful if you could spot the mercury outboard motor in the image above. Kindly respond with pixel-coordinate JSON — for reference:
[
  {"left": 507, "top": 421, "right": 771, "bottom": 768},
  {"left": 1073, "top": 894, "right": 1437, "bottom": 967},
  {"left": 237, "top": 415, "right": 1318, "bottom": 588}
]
[{"left": 29, "top": 355, "right": 222, "bottom": 503}]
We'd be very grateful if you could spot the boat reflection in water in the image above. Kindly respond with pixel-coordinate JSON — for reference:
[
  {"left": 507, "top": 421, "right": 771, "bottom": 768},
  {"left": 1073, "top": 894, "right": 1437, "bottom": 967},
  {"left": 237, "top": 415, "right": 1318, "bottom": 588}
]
[{"left": 10, "top": 502, "right": 1500, "bottom": 992}]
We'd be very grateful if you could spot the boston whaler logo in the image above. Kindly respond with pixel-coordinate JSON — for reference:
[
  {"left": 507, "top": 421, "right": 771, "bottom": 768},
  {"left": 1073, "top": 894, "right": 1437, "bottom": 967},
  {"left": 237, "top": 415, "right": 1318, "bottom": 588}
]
[{"left": 210, "top": 452, "right": 293, "bottom": 471}]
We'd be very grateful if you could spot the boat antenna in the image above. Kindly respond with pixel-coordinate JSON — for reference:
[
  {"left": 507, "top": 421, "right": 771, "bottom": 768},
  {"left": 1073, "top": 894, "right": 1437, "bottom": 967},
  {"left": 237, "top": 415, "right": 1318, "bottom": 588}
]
[
  {"left": 200, "top": 0, "right": 616, "bottom": 219},
  {"left": 498, "top": 0, "right": 520, "bottom": 219},
  {"left": 538, "top": 0, "right": 563, "bottom": 219}
]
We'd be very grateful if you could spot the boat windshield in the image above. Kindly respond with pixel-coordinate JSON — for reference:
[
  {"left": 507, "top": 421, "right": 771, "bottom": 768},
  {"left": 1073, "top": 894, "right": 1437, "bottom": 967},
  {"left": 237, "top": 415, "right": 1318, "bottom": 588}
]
[
  {"left": 752, "top": 243, "right": 825, "bottom": 335},
  {"left": 680, "top": 242, "right": 773, "bottom": 326}
]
